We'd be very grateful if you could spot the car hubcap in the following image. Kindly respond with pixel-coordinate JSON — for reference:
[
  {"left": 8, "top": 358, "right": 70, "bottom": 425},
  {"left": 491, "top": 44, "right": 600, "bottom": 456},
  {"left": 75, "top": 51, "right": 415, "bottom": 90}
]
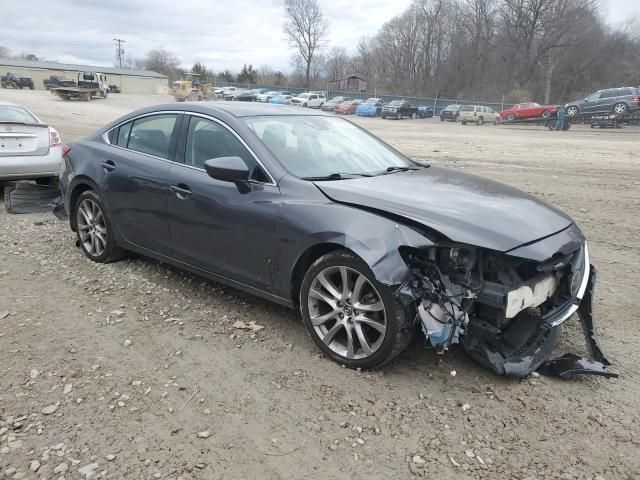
[
  {"left": 615, "top": 104, "right": 626, "bottom": 114},
  {"left": 307, "top": 266, "right": 387, "bottom": 360},
  {"left": 567, "top": 107, "right": 577, "bottom": 116},
  {"left": 77, "top": 199, "right": 107, "bottom": 257}
]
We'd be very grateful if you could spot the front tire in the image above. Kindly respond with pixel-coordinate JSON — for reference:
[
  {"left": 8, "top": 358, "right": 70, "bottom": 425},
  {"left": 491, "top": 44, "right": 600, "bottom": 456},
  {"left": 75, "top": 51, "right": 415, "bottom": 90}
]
[
  {"left": 75, "top": 190, "right": 124, "bottom": 263},
  {"left": 300, "top": 250, "right": 414, "bottom": 369},
  {"left": 566, "top": 105, "right": 579, "bottom": 117}
]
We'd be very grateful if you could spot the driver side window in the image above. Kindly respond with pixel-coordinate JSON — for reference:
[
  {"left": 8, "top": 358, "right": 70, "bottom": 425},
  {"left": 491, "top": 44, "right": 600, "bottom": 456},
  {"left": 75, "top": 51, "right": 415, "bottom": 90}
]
[{"left": 184, "top": 117, "right": 268, "bottom": 182}]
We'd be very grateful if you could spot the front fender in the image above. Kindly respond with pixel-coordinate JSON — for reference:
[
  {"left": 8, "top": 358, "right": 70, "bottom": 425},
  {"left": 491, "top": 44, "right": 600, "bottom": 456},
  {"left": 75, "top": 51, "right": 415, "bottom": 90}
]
[{"left": 275, "top": 201, "right": 435, "bottom": 298}]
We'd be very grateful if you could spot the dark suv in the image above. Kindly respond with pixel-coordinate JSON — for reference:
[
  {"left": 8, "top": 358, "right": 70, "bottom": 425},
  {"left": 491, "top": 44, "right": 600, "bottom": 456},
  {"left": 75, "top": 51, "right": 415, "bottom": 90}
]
[
  {"left": 565, "top": 87, "right": 640, "bottom": 117},
  {"left": 439, "top": 104, "right": 461, "bottom": 121}
]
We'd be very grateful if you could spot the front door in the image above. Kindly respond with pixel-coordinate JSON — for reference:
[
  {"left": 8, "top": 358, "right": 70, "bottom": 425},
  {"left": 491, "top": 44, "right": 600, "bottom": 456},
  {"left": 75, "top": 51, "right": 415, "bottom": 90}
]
[{"left": 166, "top": 115, "right": 280, "bottom": 291}]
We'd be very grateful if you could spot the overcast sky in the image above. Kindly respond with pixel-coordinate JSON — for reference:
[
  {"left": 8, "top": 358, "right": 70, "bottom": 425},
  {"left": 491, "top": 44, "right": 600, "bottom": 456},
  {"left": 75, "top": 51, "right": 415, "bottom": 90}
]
[{"left": 1, "top": 0, "right": 639, "bottom": 72}]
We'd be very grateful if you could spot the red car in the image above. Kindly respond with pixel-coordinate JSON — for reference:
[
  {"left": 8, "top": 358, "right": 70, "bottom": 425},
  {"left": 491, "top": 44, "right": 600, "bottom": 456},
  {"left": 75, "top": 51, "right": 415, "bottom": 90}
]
[
  {"left": 334, "top": 99, "right": 361, "bottom": 115},
  {"left": 500, "top": 102, "right": 559, "bottom": 121}
]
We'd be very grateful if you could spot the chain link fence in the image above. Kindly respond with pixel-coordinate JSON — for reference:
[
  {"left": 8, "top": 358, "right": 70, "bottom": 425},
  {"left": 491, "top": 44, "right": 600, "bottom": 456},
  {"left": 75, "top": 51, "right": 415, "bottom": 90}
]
[{"left": 214, "top": 81, "right": 513, "bottom": 113}]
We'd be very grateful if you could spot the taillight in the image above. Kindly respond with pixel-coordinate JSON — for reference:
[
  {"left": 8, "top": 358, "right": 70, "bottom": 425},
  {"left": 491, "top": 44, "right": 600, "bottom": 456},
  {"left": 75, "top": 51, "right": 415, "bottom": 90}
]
[
  {"left": 633, "top": 96, "right": 639, "bottom": 103},
  {"left": 61, "top": 144, "right": 71, "bottom": 157},
  {"left": 50, "top": 127, "right": 62, "bottom": 147}
]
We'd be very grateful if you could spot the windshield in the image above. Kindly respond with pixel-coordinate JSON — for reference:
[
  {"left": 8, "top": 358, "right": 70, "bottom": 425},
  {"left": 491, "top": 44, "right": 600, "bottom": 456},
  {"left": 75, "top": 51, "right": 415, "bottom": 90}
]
[
  {"left": 298, "top": 93, "right": 310, "bottom": 99},
  {"left": 388, "top": 100, "right": 403, "bottom": 106},
  {"left": 444, "top": 105, "right": 459, "bottom": 111},
  {"left": 244, "top": 115, "right": 415, "bottom": 178},
  {"left": 364, "top": 98, "right": 380, "bottom": 104},
  {"left": 0, "top": 105, "right": 38, "bottom": 123}
]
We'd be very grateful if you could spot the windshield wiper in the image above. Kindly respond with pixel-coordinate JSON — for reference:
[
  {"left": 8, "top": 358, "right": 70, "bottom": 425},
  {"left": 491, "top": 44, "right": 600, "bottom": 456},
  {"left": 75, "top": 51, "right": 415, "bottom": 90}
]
[
  {"left": 302, "top": 172, "right": 373, "bottom": 181},
  {"left": 375, "top": 165, "right": 426, "bottom": 176}
]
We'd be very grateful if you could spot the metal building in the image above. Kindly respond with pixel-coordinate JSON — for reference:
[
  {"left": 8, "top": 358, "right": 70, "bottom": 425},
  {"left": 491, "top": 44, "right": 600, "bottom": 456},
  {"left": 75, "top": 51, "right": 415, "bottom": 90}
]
[{"left": 0, "top": 58, "right": 168, "bottom": 94}]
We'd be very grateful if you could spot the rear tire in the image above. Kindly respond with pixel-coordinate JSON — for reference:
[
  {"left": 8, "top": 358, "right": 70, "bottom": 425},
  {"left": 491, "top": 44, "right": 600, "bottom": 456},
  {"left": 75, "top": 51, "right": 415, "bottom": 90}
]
[
  {"left": 507, "top": 113, "right": 516, "bottom": 122},
  {"left": 541, "top": 110, "right": 550, "bottom": 119},
  {"left": 74, "top": 190, "right": 125, "bottom": 263},
  {"left": 613, "top": 103, "right": 627, "bottom": 114},
  {"left": 300, "top": 249, "right": 414, "bottom": 369}
]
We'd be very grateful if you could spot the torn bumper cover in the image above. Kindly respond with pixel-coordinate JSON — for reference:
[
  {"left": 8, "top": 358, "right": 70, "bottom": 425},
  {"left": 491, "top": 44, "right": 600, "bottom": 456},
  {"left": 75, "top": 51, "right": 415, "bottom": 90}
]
[{"left": 395, "top": 242, "right": 617, "bottom": 379}]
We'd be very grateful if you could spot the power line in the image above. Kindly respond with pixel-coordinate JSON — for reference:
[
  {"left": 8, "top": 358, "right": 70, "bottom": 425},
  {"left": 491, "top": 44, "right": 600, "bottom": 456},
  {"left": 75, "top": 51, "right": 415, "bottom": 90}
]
[{"left": 113, "top": 38, "right": 126, "bottom": 69}]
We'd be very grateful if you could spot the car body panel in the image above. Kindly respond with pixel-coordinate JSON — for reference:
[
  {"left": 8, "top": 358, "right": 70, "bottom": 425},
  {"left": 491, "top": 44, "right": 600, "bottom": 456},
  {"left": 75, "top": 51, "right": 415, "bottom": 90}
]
[
  {"left": 313, "top": 167, "right": 572, "bottom": 253},
  {"left": 459, "top": 105, "right": 500, "bottom": 124}
]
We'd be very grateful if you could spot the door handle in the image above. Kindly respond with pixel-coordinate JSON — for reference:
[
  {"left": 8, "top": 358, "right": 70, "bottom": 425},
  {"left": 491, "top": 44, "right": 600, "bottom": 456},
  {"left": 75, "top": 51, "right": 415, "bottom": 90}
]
[
  {"left": 170, "top": 184, "right": 192, "bottom": 198},
  {"left": 101, "top": 160, "right": 116, "bottom": 172}
]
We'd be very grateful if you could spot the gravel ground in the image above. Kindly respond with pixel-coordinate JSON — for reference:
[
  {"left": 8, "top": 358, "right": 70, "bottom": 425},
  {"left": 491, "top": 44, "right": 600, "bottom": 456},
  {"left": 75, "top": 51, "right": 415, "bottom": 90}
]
[{"left": 0, "top": 90, "right": 639, "bottom": 480}]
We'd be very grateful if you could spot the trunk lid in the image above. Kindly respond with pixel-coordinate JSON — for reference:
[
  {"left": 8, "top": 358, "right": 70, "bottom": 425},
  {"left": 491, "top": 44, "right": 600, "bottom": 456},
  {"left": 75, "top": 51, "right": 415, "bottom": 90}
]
[{"left": 0, "top": 122, "right": 50, "bottom": 157}]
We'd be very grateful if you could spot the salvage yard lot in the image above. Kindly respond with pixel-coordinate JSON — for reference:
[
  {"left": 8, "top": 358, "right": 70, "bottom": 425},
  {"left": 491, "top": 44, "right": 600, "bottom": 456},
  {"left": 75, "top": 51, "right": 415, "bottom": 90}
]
[{"left": 1, "top": 90, "right": 639, "bottom": 479}]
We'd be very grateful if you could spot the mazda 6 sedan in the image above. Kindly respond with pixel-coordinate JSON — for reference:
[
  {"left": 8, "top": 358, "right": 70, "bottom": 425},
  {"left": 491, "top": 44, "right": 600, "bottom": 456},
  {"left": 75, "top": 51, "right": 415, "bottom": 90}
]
[{"left": 58, "top": 102, "right": 613, "bottom": 377}]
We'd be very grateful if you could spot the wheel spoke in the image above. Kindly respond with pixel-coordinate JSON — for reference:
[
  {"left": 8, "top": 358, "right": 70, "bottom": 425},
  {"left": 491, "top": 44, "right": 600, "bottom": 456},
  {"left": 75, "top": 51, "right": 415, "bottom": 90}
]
[
  {"left": 345, "top": 326, "right": 355, "bottom": 359},
  {"left": 351, "top": 274, "right": 367, "bottom": 304},
  {"left": 310, "top": 310, "right": 338, "bottom": 326},
  {"left": 354, "top": 323, "right": 373, "bottom": 356},
  {"left": 339, "top": 267, "right": 350, "bottom": 303},
  {"left": 317, "top": 271, "right": 341, "bottom": 301},
  {"left": 355, "top": 316, "right": 387, "bottom": 335},
  {"left": 309, "top": 287, "right": 337, "bottom": 309},
  {"left": 94, "top": 231, "right": 107, "bottom": 249},
  {"left": 89, "top": 234, "right": 97, "bottom": 255},
  {"left": 79, "top": 205, "right": 92, "bottom": 225},
  {"left": 78, "top": 223, "right": 91, "bottom": 231},
  {"left": 322, "top": 323, "right": 343, "bottom": 346},
  {"left": 353, "top": 300, "right": 384, "bottom": 312}
]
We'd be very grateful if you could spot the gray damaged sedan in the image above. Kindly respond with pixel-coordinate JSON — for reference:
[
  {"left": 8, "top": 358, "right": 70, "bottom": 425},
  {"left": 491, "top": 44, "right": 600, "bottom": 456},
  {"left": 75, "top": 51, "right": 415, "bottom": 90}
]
[{"left": 56, "top": 102, "right": 615, "bottom": 378}]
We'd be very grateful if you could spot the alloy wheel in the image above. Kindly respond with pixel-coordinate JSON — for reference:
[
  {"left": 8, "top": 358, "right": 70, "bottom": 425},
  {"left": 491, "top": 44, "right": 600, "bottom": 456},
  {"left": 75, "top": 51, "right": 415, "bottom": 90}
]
[
  {"left": 307, "top": 266, "right": 387, "bottom": 360},
  {"left": 77, "top": 198, "right": 107, "bottom": 258},
  {"left": 566, "top": 106, "right": 578, "bottom": 116},
  {"left": 614, "top": 103, "right": 627, "bottom": 114}
]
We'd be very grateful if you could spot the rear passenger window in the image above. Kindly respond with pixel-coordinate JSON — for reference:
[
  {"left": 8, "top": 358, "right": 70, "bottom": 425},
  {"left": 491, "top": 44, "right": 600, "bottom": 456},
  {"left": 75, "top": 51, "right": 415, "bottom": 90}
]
[
  {"left": 116, "top": 122, "right": 132, "bottom": 147},
  {"left": 127, "top": 114, "right": 178, "bottom": 159}
]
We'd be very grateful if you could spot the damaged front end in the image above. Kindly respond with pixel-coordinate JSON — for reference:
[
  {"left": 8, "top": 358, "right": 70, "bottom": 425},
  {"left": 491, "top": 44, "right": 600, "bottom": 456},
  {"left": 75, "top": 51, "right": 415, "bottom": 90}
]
[{"left": 396, "top": 240, "right": 617, "bottom": 379}]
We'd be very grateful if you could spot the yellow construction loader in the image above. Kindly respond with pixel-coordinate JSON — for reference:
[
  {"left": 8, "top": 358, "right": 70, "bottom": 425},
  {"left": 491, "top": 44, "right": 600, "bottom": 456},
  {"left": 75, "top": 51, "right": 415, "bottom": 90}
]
[{"left": 171, "top": 73, "right": 215, "bottom": 102}]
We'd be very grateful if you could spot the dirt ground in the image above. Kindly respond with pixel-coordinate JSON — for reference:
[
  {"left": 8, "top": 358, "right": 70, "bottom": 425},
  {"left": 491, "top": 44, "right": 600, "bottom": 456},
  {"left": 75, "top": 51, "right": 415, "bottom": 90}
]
[{"left": 1, "top": 90, "right": 638, "bottom": 480}]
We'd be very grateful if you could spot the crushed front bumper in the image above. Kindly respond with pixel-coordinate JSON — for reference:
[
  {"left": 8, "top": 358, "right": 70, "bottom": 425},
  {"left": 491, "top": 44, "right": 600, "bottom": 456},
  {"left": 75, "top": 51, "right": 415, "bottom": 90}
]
[{"left": 462, "top": 264, "right": 617, "bottom": 378}]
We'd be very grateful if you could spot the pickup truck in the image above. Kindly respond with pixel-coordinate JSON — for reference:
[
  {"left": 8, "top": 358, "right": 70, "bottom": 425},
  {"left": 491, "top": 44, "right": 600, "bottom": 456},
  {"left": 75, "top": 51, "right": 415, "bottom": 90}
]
[
  {"left": 1, "top": 72, "right": 35, "bottom": 90},
  {"left": 380, "top": 100, "right": 418, "bottom": 119},
  {"left": 51, "top": 71, "right": 109, "bottom": 101},
  {"left": 43, "top": 75, "right": 76, "bottom": 90}
]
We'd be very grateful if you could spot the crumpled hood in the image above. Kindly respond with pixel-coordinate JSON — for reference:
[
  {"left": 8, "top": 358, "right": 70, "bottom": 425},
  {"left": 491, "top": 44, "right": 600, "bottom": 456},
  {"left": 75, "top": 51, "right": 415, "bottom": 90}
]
[{"left": 314, "top": 166, "right": 573, "bottom": 252}]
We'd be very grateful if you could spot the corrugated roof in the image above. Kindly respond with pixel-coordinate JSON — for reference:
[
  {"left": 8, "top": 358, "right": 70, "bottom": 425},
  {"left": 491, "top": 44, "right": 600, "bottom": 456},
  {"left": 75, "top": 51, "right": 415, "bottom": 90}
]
[{"left": 0, "top": 58, "right": 167, "bottom": 78}]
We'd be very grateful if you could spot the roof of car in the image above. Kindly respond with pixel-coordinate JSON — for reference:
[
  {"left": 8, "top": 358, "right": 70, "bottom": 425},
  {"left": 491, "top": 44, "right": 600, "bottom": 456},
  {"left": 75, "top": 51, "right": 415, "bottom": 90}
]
[
  {"left": 187, "top": 102, "right": 333, "bottom": 118},
  {"left": 0, "top": 101, "right": 20, "bottom": 107}
]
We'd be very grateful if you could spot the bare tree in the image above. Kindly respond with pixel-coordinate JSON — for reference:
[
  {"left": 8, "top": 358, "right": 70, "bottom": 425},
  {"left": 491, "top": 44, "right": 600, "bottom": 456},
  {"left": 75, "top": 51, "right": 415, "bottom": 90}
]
[
  {"left": 283, "top": 0, "right": 329, "bottom": 88},
  {"left": 137, "top": 49, "right": 183, "bottom": 82}
]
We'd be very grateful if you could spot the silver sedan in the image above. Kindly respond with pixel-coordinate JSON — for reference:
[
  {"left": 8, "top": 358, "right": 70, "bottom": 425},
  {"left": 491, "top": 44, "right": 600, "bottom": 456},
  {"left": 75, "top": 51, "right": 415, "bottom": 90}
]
[{"left": 0, "top": 101, "right": 66, "bottom": 183}]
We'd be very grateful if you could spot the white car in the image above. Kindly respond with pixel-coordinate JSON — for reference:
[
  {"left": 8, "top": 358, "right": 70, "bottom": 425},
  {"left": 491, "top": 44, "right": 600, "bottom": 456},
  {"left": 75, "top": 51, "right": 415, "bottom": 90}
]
[
  {"left": 290, "top": 92, "right": 326, "bottom": 108},
  {"left": 0, "top": 101, "right": 66, "bottom": 183},
  {"left": 213, "top": 86, "right": 237, "bottom": 96}
]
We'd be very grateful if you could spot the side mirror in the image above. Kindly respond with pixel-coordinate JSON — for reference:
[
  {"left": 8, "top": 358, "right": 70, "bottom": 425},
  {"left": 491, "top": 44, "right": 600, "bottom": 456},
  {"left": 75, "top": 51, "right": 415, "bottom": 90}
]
[{"left": 203, "top": 156, "right": 250, "bottom": 183}]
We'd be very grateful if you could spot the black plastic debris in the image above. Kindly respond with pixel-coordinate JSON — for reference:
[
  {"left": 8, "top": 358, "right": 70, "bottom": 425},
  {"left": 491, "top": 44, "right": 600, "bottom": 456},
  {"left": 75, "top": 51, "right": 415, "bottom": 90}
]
[
  {"left": 538, "top": 353, "right": 618, "bottom": 378},
  {"left": 3, "top": 182, "right": 61, "bottom": 214}
]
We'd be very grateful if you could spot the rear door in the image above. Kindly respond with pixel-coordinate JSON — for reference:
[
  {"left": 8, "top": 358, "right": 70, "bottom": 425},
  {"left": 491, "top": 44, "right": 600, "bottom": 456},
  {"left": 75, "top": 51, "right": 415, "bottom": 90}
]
[{"left": 102, "top": 112, "right": 182, "bottom": 255}]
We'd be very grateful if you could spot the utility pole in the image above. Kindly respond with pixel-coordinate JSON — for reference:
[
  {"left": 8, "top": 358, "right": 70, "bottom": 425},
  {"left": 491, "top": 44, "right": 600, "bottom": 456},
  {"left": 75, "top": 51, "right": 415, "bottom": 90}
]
[{"left": 113, "top": 38, "right": 126, "bottom": 69}]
